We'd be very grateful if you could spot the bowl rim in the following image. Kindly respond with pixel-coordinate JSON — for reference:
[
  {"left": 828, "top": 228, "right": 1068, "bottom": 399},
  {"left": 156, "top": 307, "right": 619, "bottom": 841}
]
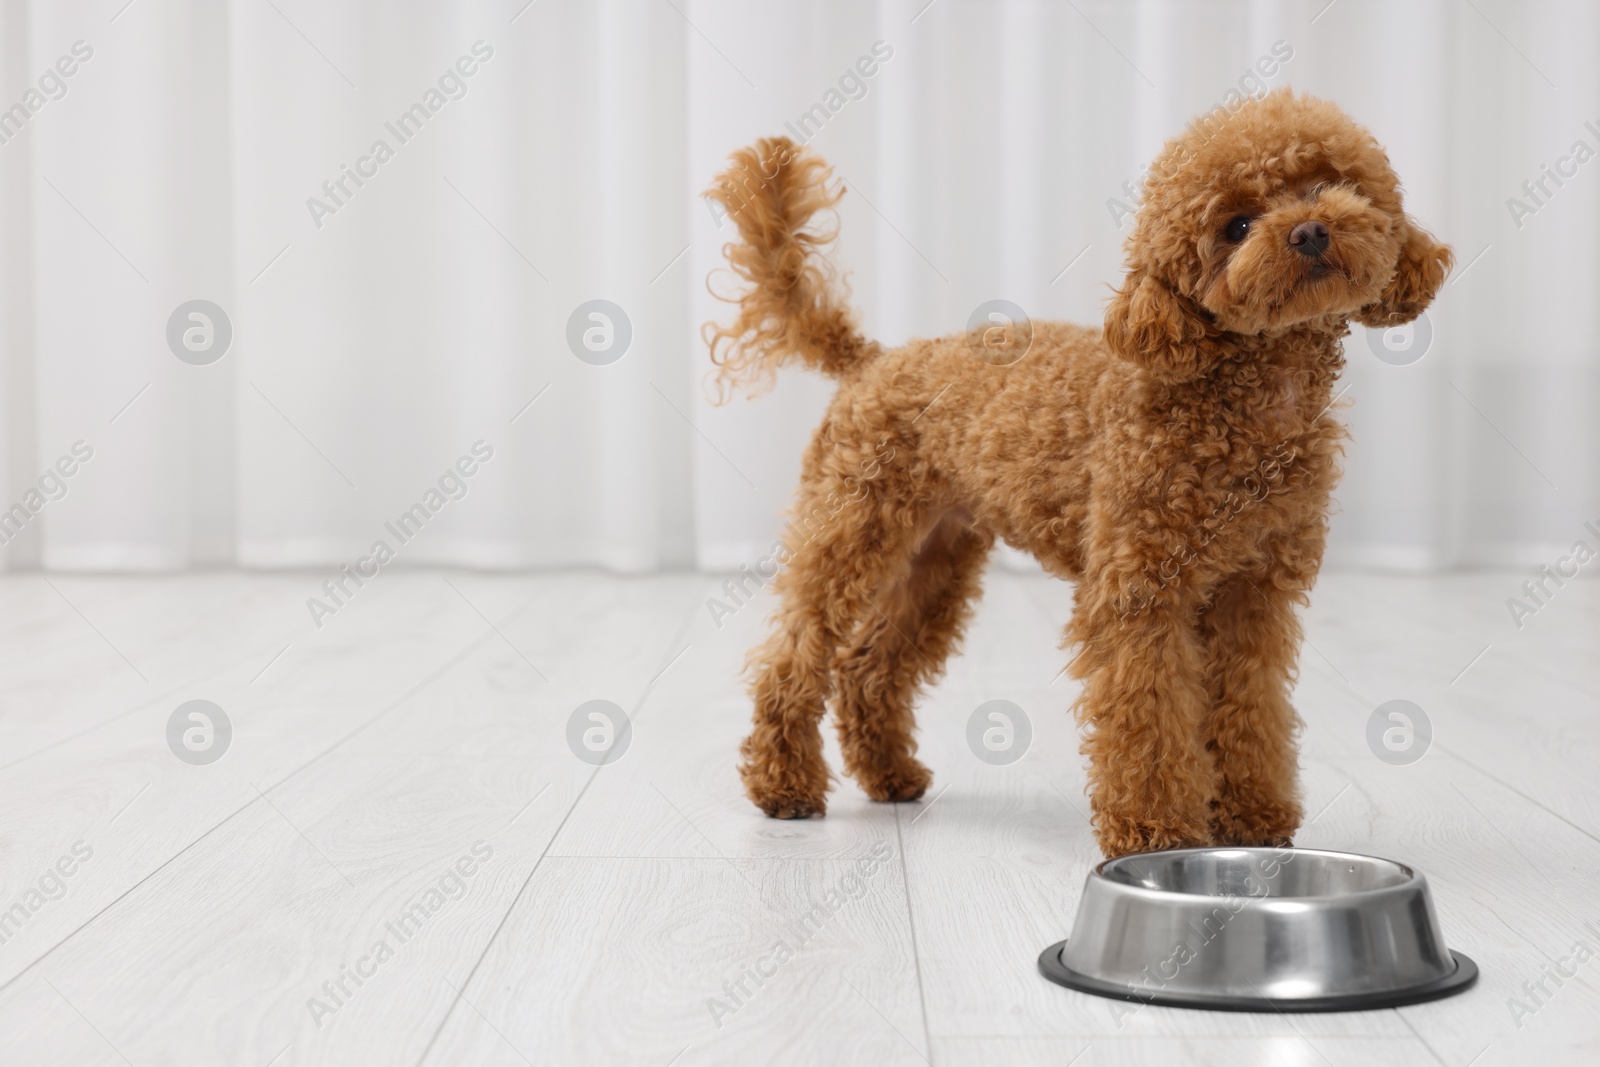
[{"left": 1090, "top": 846, "right": 1422, "bottom": 904}]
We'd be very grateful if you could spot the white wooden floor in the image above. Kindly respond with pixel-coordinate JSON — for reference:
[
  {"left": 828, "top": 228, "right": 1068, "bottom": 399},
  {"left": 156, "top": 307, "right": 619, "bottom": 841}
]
[{"left": 0, "top": 567, "right": 1596, "bottom": 1066}]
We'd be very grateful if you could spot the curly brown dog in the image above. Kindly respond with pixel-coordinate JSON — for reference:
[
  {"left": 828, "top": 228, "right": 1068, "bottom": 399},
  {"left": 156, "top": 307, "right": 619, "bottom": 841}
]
[{"left": 703, "top": 88, "right": 1451, "bottom": 858}]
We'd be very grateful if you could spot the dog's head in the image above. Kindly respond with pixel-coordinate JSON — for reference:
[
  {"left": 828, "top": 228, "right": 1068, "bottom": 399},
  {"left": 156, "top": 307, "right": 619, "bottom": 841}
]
[{"left": 1105, "top": 88, "right": 1452, "bottom": 381}]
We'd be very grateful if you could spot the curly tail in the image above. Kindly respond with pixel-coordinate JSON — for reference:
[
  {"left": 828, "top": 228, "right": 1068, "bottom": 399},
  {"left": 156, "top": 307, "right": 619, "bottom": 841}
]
[{"left": 703, "top": 137, "right": 877, "bottom": 400}]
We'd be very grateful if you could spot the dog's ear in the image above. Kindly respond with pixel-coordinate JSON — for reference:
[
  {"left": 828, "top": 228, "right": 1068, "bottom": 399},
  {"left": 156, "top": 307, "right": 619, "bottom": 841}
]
[
  {"left": 1103, "top": 267, "right": 1223, "bottom": 382},
  {"left": 1354, "top": 219, "right": 1453, "bottom": 327}
]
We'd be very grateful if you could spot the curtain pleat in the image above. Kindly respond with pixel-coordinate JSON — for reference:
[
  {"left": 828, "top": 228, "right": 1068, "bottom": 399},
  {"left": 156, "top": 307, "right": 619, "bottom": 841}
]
[{"left": 0, "top": 0, "right": 1593, "bottom": 573}]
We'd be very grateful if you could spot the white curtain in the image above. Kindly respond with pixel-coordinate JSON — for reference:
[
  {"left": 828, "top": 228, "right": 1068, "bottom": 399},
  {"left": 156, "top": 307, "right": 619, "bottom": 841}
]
[{"left": 1, "top": 0, "right": 1595, "bottom": 574}]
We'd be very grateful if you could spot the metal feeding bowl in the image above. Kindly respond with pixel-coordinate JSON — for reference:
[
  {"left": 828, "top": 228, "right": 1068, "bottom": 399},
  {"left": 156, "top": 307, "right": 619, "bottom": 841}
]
[{"left": 1039, "top": 847, "right": 1477, "bottom": 1012}]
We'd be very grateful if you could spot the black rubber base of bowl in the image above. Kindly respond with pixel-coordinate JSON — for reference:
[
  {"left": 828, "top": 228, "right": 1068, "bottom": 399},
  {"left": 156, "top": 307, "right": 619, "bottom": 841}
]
[{"left": 1038, "top": 941, "right": 1478, "bottom": 1013}]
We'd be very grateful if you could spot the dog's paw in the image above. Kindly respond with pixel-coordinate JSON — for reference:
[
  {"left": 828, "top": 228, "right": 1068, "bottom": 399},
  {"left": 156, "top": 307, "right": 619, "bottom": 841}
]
[
  {"left": 1214, "top": 830, "right": 1295, "bottom": 848},
  {"left": 858, "top": 759, "right": 933, "bottom": 803},
  {"left": 741, "top": 765, "right": 828, "bottom": 819},
  {"left": 751, "top": 790, "right": 826, "bottom": 820},
  {"left": 1093, "top": 814, "right": 1211, "bottom": 859},
  {"left": 1208, "top": 801, "right": 1300, "bottom": 848},
  {"left": 739, "top": 734, "right": 829, "bottom": 819}
]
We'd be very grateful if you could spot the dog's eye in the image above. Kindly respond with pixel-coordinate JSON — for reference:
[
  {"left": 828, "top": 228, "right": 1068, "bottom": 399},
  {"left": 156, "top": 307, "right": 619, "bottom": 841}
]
[{"left": 1224, "top": 216, "right": 1252, "bottom": 243}]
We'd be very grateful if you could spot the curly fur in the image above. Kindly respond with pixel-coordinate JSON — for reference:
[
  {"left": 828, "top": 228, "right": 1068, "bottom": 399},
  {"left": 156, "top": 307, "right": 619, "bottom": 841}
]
[{"left": 706, "top": 89, "right": 1451, "bottom": 857}]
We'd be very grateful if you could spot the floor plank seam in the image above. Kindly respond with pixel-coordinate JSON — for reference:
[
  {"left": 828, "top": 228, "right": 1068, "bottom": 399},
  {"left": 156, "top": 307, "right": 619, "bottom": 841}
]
[
  {"left": 0, "top": 791, "right": 261, "bottom": 997},
  {"left": 0, "top": 594, "right": 537, "bottom": 997},
  {"left": 894, "top": 804, "right": 936, "bottom": 1065},
  {"left": 1393, "top": 1009, "right": 1449, "bottom": 1067},
  {"left": 412, "top": 579, "right": 711, "bottom": 1066},
  {"left": 1435, "top": 743, "right": 1600, "bottom": 848},
  {"left": 0, "top": 635, "right": 286, "bottom": 773},
  {"left": 412, "top": 763, "right": 602, "bottom": 1067},
  {"left": 265, "top": 585, "right": 558, "bottom": 789}
]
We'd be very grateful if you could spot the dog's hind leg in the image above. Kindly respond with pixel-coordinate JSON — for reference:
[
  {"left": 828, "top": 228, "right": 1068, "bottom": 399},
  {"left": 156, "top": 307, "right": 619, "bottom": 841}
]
[
  {"left": 738, "top": 471, "right": 929, "bottom": 819},
  {"left": 832, "top": 511, "right": 993, "bottom": 803},
  {"left": 1198, "top": 573, "right": 1307, "bottom": 847}
]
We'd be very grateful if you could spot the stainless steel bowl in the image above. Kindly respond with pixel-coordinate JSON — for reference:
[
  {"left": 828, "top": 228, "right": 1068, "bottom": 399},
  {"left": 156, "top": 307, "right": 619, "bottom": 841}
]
[{"left": 1039, "top": 847, "right": 1477, "bottom": 1011}]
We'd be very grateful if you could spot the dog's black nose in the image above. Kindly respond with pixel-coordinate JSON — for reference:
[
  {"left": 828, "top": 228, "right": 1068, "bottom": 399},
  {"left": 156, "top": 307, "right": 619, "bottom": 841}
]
[{"left": 1288, "top": 220, "right": 1329, "bottom": 257}]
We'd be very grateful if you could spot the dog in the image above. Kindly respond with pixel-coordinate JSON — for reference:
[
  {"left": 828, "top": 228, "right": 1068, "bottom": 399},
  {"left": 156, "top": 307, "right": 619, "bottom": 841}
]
[{"left": 702, "top": 88, "right": 1451, "bottom": 858}]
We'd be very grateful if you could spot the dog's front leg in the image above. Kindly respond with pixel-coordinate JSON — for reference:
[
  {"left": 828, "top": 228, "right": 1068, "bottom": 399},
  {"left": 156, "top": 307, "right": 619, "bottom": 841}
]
[
  {"left": 1198, "top": 573, "right": 1307, "bottom": 847},
  {"left": 1068, "top": 588, "right": 1215, "bottom": 858}
]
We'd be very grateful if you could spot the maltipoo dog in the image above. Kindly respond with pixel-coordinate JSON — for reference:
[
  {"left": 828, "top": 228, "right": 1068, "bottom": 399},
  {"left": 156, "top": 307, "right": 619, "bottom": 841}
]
[{"left": 703, "top": 88, "right": 1450, "bottom": 858}]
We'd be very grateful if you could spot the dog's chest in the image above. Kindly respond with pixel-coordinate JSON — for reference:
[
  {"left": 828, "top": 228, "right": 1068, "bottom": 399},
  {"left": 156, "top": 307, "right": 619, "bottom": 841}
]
[
  {"left": 1264, "top": 375, "right": 1304, "bottom": 429},
  {"left": 1242, "top": 365, "right": 1319, "bottom": 441},
  {"left": 1170, "top": 393, "right": 1334, "bottom": 526}
]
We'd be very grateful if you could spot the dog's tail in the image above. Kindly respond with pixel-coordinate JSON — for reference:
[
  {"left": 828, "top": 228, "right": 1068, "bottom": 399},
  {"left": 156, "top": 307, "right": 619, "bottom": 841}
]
[{"left": 703, "top": 137, "right": 877, "bottom": 400}]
